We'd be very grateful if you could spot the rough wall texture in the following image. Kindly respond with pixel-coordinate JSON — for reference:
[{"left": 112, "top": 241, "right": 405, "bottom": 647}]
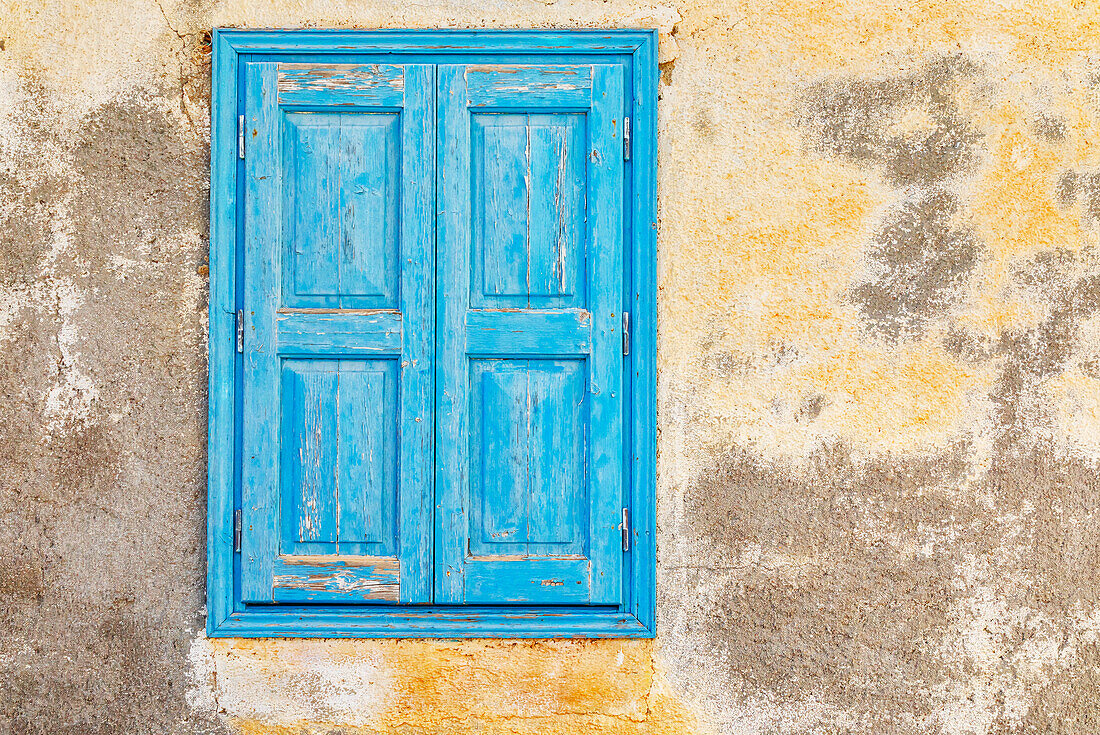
[{"left": 2, "top": 1, "right": 1100, "bottom": 733}]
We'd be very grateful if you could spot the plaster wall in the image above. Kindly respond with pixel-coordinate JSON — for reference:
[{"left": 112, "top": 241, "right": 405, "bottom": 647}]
[{"left": 2, "top": 1, "right": 1100, "bottom": 733}]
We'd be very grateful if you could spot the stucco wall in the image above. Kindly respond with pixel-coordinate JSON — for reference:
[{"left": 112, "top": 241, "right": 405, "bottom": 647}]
[{"left": 3, "top": 1, "right": 1100, "bottom": 733}]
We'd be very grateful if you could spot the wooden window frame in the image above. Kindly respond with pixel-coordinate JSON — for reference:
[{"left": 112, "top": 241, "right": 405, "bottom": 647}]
[{"left": 207, "top": 28, "right": 658, "bottom": 638}]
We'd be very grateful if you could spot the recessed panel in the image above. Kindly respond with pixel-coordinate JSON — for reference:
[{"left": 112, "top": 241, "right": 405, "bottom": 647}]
[
  {"left": 282, "top": 112, "right": 400, "bottom": 309},
  {"left": 280, "top": 359, "right": 398, "bottom": 557},
  {"left": 471, "top": 113, "right": 586, "bottom": 309},
  {"left": 468, "top": 359, "right": 587, "bottom": 557}
]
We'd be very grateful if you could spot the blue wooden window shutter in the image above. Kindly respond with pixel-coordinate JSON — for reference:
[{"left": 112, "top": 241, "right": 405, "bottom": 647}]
[
  {"left": 240, "top": 62, "right": 435, "bottom": 604},
  {"left": 208, "top": 30, "right": 657, "bottom": 638},
  {"left": 436, "top": 64, "right": 625, "bottom": 604}
]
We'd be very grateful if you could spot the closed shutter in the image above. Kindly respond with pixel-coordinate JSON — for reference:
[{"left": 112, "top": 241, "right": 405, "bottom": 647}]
[
  {"left": 435, "top": 64, "right": 626, "bottom": 604},
  {"left": 239, "top": 62, "right": 435, "bottom": 604}
]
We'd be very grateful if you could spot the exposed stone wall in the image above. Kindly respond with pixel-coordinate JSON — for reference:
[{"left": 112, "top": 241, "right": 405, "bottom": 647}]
[{"left": 2, "top": 1, "right": 1100, "bottom": 733}]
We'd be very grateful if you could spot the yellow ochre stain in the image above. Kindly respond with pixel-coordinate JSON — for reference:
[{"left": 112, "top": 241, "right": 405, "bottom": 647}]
[
  {"left": 972, "top": 119, "right": 1083, "bottom": 269},
  {"left": 214, "top": 638, "right": 699, "bottom": 734}
]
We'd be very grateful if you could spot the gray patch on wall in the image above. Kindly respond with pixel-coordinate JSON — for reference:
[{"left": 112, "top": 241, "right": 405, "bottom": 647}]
[
  {"left": 662, "top": 437, "right": 1100, "bottom": 733},
  {"left": 798, "top": 54, "right": 988, "bottom": 341},
  {"left": 1031, "top": 111, "right": 1067, "bottom": 144},
  {"left": 942, "top": 246, "right": 1100, "bottom": 443},
  {"left": 851, "top": 189, "right": 981, "bottom": 341},
  {"left": 999, "top": 249, "right": 1100, "bottom": 443},
  {"left": 0, "top": 85, "right": 223, "bottom": 733},
  {"left": 1055, "top": 169, "right": 1100, "bottom": 226},
  {"left": 798, "top": 54, "right": 984, "bottom": 188}
]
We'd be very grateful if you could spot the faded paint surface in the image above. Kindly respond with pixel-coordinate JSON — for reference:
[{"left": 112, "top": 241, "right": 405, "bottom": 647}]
[{"left": 2, "top": 0, "right": 1100, "bottom": 733}]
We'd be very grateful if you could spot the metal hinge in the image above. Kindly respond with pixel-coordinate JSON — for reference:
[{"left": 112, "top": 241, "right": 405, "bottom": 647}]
[
  {"left": 623, "top": 117, "right": 631, "bottom": 160},
  {"left": 622, "top": 311, "right": 631, "bottom": 356},
  {"left": 238, "top": 115, "right": 245, "bottom": 159},
  {"left": 234, "top": 509, "right": 242, "bottom": 553},
  {"left": 621, "top": 508, "right": 630, "bottom": 552},
  {"left": 236, "top": 309, "right": 244, "bottom": 352}
]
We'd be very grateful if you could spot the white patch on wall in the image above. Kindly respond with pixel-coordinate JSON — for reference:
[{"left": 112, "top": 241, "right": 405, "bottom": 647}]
[
  {"left": 42, "top": 288, "right": 97, "bottom": 426},
  {"left": 185, "top": 629, "right": 219, "bottom": 717},
  {"left": 0, "top": 71, "right": 100, "bottom": 437},
  {"left": 931, "top": 552, "right": 1100, "bottom": 734},
  {"left": 39, "top": 215, "right": 98, "bottom": 433},
  {"left": 722, "top": 692, "right": 861, "bottom": 734},
  {"left": 1047, "top": 310, "right": 1100, "bottom": 460},
  {"left": 0, "top": 283, "right": 32, "bottom": 339},
  {"left": 211, "top": 641, "right": 395, "bottom": 727},
  {"left": 0, "top": 273, "right": 98, "bottom": 435}
]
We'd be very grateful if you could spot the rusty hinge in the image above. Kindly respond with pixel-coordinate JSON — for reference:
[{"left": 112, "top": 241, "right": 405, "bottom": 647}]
[
  {"left": 234, "top": 509, "right": 242, "bottom": 553},
  {"left": 236, "top": 309, "right": 244, "bottom": 352},
  {"left": 621, "top": 508, "right": 630, "bottom": 552},
  {"left": 623, "top": 116, "right": 631, "bottom": 161},
  {"left": 238, "top": 115, "right": 245, "bottom": 159},
  {"left": 622, "top": 311, "right": 631, "bottom": 356}
]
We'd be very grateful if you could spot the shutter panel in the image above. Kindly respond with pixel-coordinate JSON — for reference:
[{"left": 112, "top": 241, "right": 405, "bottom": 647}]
[
  {"left": 240, "top": 62, "right": 435, "bottom": 604},
  {"left": 436, "top": 64, "right": 626, "bottom": 604}
]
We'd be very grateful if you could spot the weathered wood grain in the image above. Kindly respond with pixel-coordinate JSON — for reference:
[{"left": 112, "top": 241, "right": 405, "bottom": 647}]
[
  {"left": 434, "top": 63, "right": 472, "bottom": 604},
  {"left": 275, "top": 310, "right": 403, "bottom": 356},
  {"left": 436, "top": 63, "right": 626, "bottom": 605},
  {"left": 586, "top": 64, "right": 626, "bottom": 604},
  {"left": 240, "top": 61, "right": 282, "bottom": 603},
  {"left": 278, "top": 64, "right": 405, "bottom": 106},
  {"left": 395, "top": 64, "right": 437, "bottom": 604},
  {"left": 206, "top": 28, "right": 239, "bottom": 630},
  {"left": 208, "top": 31, "right": 658, "bottom": 638},
  {"left": 465, "top": 64, "right": 593, "bottom": 107},
  {"left": 273, "top": 555, "right": 400, "bottom": 603},
  {"left": 240, "top": 61, "right": 434, "bottom": 605},
  {"left": 464, "top": 309, "right": 591, "bottom": 355}
]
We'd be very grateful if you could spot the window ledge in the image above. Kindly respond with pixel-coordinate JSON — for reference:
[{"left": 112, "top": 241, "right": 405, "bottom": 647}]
[{"left": 209, "top": 608, "right": 655, "bottom": 638}]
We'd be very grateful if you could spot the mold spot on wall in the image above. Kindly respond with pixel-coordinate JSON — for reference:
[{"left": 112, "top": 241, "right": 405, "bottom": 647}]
[
  {"left": 942, "top": 323, "right": 998, "bottom": 362},
  {"left": 0, "top": 173, "right": 64, "bottom": 286},
  {"left": 990, "top": 248, "right": 1100, "bottom": 443},
  {"left": 1056, "top": 170, "right": 1080, "bottom": 207},
  {"left": 1030, "top": 112, "right": 1068, "bottom": 144},
  {"left": 671, "top": 442, "right": 974, "bottom": 727},
  {"left": 1054, "top": 169, "right": 1100, "bottom": 225},
  {"left": 798, "top": 55, "right": 990, "bottom": 343},
  {"left": 0, "top": 555, "right": 45, "bottom": 603},
  {"left": 70, "top": 96, "right": 208, "bottom": 274},
  {"left": 1008, "top": 641, "right": 1100, "bottom": 734},
  {"left": 797, "top": 393, "right": 826, "bottom": 422},
  {"left": 798, "top": 54, "right": 985, "bottom": 189},
  {"left": 851, "top": 189, "right": 982, "bottom": 341},
  {"left": 670, "top": 437, "right": 1100, "bottom": 732}
]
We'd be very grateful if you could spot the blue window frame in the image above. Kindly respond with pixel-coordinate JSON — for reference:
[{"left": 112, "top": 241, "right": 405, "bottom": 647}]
[{"left": 207, "top": 29, "right": 657, "bottom": 638}]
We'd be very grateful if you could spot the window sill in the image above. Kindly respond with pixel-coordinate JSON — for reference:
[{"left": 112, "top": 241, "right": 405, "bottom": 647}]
[{"left": 208, "top": 607, "right": 655, "bottom": 638}]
